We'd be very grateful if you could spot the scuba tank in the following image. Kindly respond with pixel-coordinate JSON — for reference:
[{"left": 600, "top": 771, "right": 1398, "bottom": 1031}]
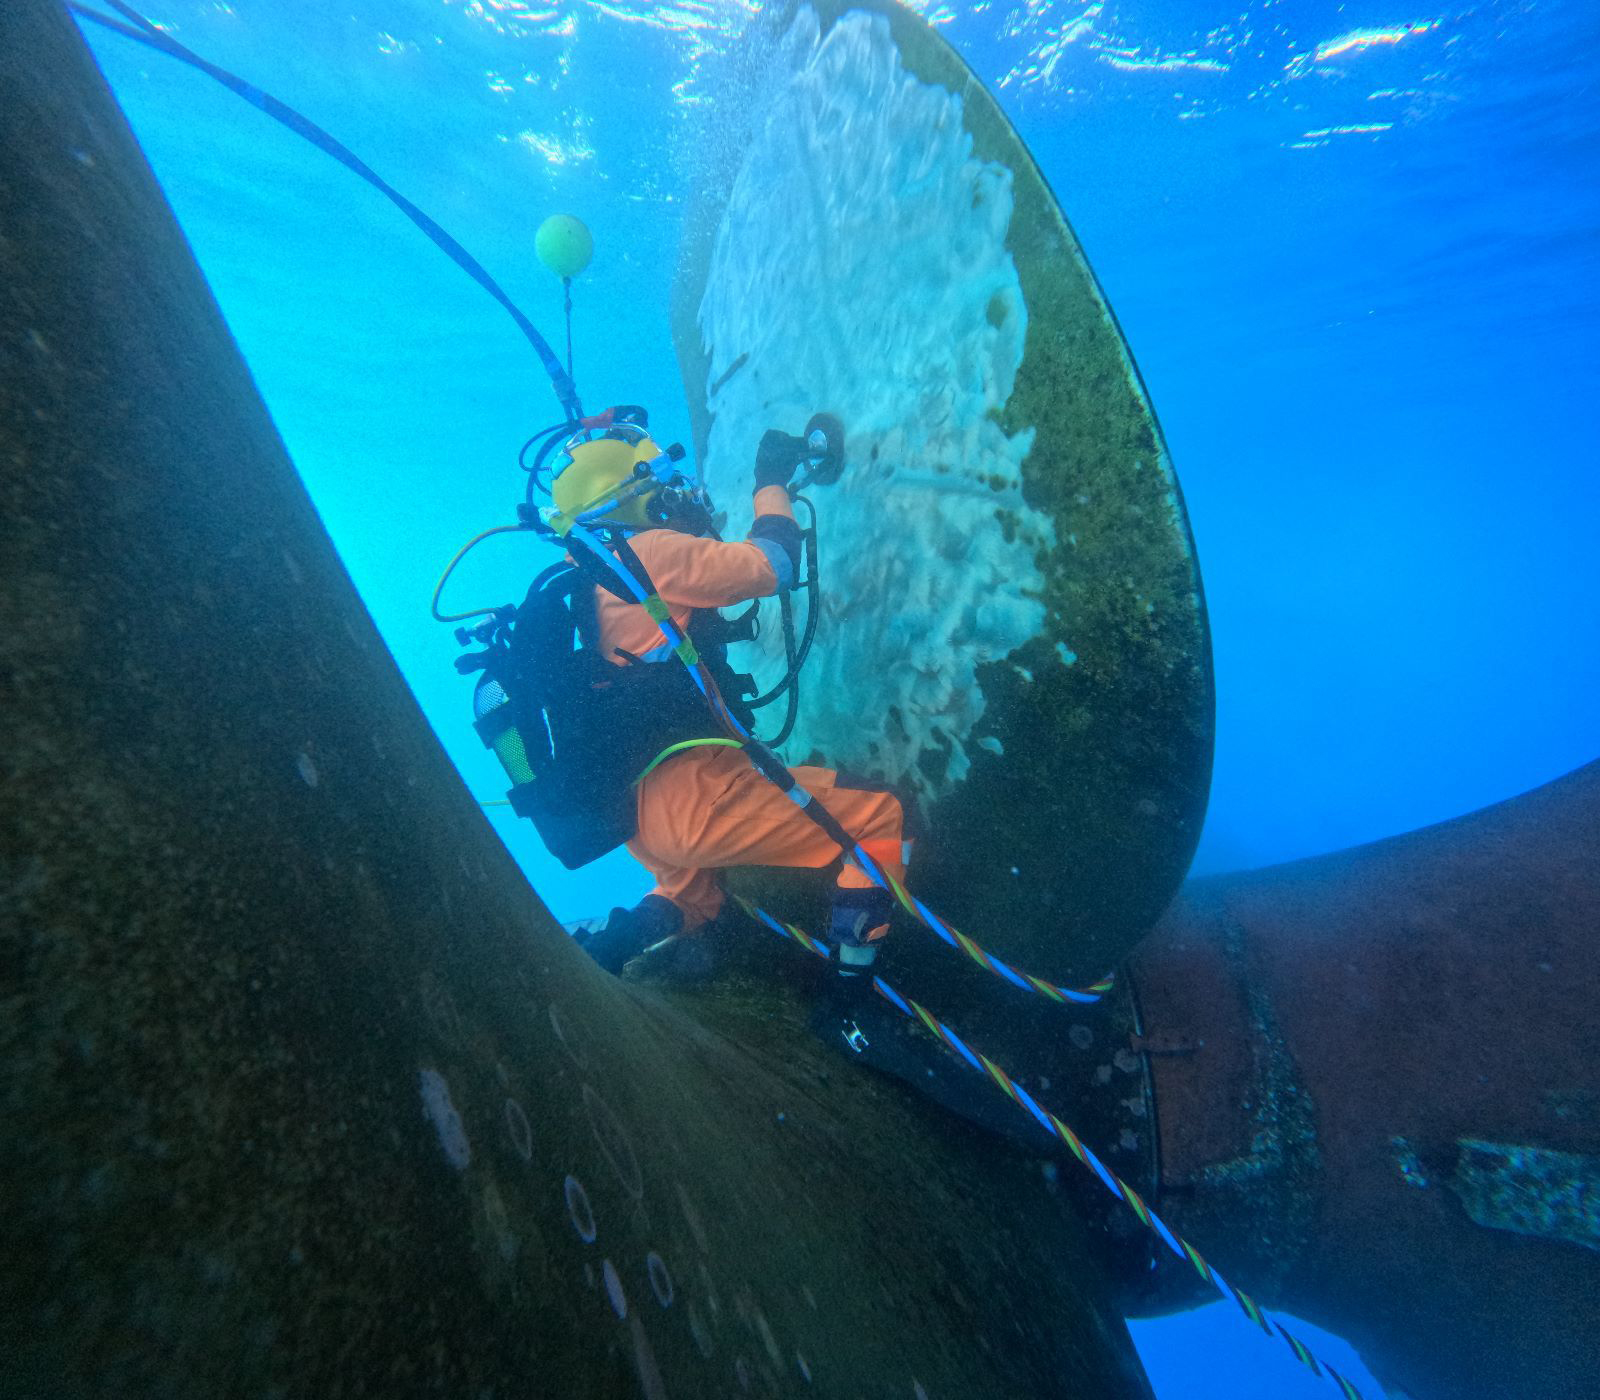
[{"left": 456, "top": 552, "right": 749, "bottom": 871}]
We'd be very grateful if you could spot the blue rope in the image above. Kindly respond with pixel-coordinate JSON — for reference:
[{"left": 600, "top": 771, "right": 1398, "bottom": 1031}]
[
  {"left": 743, "top": 895, "right": 1363, "bottom": 1400},
  {"left": 565, "top": 521, "right": 750, "bottom": 734},
  {"left": 558, "top": 522, "right": 1113, "bottom": 1006},
  {"left": 69, "top": 0, "right": 582, "bottom": 420}
]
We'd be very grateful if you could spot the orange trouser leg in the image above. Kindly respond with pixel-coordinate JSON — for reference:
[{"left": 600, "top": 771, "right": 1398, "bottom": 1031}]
[{"left": 627, "top": 747, "right": 905, "bottom": 933}]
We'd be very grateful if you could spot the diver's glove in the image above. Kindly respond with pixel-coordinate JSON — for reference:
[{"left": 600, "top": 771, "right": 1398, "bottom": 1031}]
[
  {"left": 754, "top": 428, "right": 808, "bottom": 490},
  {"left": 574, "top": 894, "right": 683, "bottom": 975}
]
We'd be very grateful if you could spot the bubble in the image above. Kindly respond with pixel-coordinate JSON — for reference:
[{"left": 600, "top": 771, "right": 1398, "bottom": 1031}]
[
  {"left": 676, "top": 1182, "right": 711, "bottom": 1254},
  {"left": 755, "top": 1309, "right": 782, "bottom": 1368},
  {"left": 548, "top": 1001, "right": 589, "bottom": 1068},
  {"left": 584, "top": 1085, "right": 643, "bottom": 1200},
  {"left": 647, "top": 1251, "right": 674, "bottom": 1307},
  {"left": 484, "top": 1181, "right": 517, "bottom": 1262},
  {"left": 1068, "top": 1024, "right": 1093, "bottom": 1051},
  {"left": 628, "top": 1310, "right": 669, "bottom": 1400},
  {"left": 1113, "top": 1048, "right": 1140, "bottom": 1073},
  {"left": 688, "top": 1300, "right": 715, "bottom": 1358},
  {"left": 700, "top": 1261, "right": 721, "bottom": 1316},
  {"left": 417, "top": 1069, "right": 470, "bottom": 1170},
  {"left": 504, "top": 1098, "right": 533, "bottom": 1162},
  {"left": 603, "top": 1258, "right": 628, "bottom": 1319},
  {"left": 419, "top": 975, "right": 464, "bottom": 1049},
  {"left": 565, "top": 1174, "right": 597, "bottom": 1243}
]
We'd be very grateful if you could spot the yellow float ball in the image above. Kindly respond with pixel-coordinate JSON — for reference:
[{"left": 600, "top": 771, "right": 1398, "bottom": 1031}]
[{"left": 535, "top": 213, "right": 594, "bottom": 279}]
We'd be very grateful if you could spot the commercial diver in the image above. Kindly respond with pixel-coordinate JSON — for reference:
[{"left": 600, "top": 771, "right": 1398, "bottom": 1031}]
[{"left": 449, "top": 409, "right": 908, "bottom": 1013}]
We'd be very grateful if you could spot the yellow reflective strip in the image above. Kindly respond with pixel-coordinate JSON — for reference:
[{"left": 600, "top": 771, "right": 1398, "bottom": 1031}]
[
  {"left": 890, "top": 882, "right": 918, "bottom": 917},
  {"left": 1124, "top": 1185, "right": 1152, "bottom": 1225},
  {"left": 673, "top": 639, "right": 700, "bottom": 666},
  {"left": 957, "top": 931, "right": 993, "bottom": 972},
  {"left": 642, "top": 594, "right": 671, "bottom": 622},
  {"left": 980, "top": 1058, "right": 1016, "bottom": 1099},
  {"left": 1049, "top": 1114, "right": 1088, "bottom": 1161}
]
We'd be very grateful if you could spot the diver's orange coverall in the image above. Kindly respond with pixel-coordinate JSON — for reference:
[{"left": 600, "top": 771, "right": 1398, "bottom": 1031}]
[{"left": 596, "top": 484, "right": 905, "bottom": 932}]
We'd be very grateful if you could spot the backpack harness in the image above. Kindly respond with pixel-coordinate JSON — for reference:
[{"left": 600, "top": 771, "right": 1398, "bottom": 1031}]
[{"left": 456, "top": 534, "right": 754, "bottom": 870}]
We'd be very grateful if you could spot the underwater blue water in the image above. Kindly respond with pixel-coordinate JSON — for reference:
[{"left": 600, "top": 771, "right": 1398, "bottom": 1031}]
[{"left": 77, "top": 1, "right": 1597, "bottom": 1395}]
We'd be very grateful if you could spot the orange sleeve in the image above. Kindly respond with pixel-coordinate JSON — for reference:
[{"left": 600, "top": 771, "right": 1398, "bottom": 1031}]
[{"left": 632, "top": 494, "right": 795, "bottom": 609}]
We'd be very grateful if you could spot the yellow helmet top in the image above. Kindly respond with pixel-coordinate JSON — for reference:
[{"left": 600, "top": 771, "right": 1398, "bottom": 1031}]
[{"left": 550, "top": 431, "right": 663, "bottom": 531}]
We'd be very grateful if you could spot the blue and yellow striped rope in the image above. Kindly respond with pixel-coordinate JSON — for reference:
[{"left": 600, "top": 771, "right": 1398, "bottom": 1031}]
[
  {"left": 879, "top": 867, "right": 1116, "bottom": 1005},
  {"left": 733, "top": 894, "right": 1366, "bottom": 1400},
  {"left": 560, "top": 521, "right": 1118, "bottom": 1008}
]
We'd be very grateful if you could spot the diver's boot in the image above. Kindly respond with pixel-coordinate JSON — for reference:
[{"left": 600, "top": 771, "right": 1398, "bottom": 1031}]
[
  {"left": 627, "top": 927, "right": 719, "bottom": 984},
  {"left": 573, "top": 893, "right": 682, "bottom": 975},
  {"left": 830, "top": 885, "right": 893, "bottom": 969},
  {"left": 813, "top": 886, "right": 895, "bottom": 1055}
]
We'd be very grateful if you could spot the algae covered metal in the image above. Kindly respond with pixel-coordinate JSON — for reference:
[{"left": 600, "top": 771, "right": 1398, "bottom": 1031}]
[
  {"left": 0, "top": 3, "right": 1152, "bottom": 1395},
  {"left": 673, "top": 1, "right": 1214, "bottom": 985}
]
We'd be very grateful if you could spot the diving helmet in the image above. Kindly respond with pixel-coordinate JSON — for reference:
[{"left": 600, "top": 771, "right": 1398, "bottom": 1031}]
[{"left": 550, "top": 418, "right": 712, "bottom": 534}]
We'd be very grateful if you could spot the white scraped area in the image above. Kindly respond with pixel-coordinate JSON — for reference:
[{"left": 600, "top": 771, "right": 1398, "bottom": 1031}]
[{"left": 698, "top": 8, "right": 1055, "bottom": 804}]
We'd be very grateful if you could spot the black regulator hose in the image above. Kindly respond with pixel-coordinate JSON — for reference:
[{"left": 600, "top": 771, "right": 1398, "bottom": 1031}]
[
  {"left": 748, "top": 495, "right": 821, "bottom": 746},
  {"left": 762, "top": 589, "right": 802, "bottom": 747},
  {"left": 71, "top": 0, "right": 582, "bottom": 420}
]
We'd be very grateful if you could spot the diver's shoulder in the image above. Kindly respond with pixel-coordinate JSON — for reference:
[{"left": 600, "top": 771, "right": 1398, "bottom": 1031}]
[{"left": 628, "top": 526, "right": 716, "bottom": 561}]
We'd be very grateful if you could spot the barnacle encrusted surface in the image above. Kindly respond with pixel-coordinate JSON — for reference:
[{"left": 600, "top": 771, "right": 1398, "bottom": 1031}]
[
  {"left": 673, "top": 0, "right": 1213, "bottom": 981},
  {"left": 700, "top": 9, "right": 1051, "bottom": 810}
]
